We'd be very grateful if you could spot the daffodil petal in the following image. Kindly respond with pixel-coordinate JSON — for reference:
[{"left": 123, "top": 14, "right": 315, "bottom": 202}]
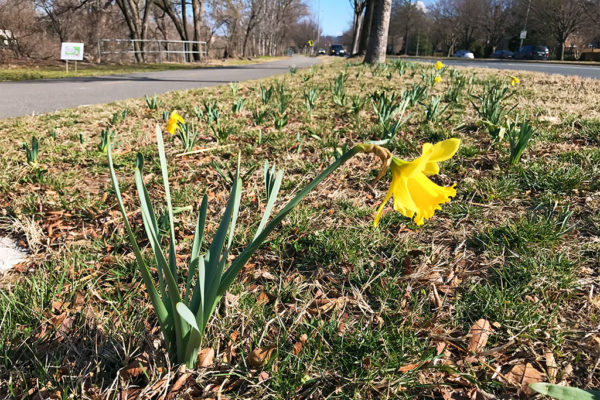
[
  {"left": 422, "top": 161, "right": 440, "bottom": 176},
  {"left": 427, "top": 138, "right": 461, "bottom": 162},
  {"left": 166, "top": 112, "right": 185, "bottom": 135},
  {"left": 402, "top": 150, "right": 431, "bottom": 178},
  {"left": 406, "top": 174, "right": 456, "bottom": 225},
  {"left": 166, "top": 121, "right": 177, "bottom": 135},
  {"left": 392, "top": 175, "right": 417, "bottom": 220},
  {"left": 374, "top": 186, "right": 394, "bottom": 227}
]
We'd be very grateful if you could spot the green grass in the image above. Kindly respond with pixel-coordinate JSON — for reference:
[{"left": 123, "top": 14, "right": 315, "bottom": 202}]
[
  {"left": 0, "top": 56, "right": 285, "bottom": 82},
  {"left": 0, "top": 58, "right": 598, "bottom": 398}
]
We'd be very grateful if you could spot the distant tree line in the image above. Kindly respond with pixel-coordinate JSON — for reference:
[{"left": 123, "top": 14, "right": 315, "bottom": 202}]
[
  {"left": 348, "top": 0, "right": 600, "bottom": 60},
  {"left": 4, "top": 0, "right": 599, "bottom": 63},
  {"left": 0, "top": 0, "right": 319, "bottom": 62}
]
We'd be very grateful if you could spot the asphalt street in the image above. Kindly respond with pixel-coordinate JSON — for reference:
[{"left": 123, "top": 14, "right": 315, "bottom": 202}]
[
  {"left": 404, "top": 57, "right": 600, "bottom": 79},
  {"left": 0, "top": 56, "right": 321, "bottom": 119},
  {"left": 3, "top": 56, "right": 599, "bottom": 119}
]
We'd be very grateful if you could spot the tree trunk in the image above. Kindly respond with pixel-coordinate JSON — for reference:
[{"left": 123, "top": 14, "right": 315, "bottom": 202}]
[
  {"left": 180, "top": 0, "right": 189, "bottom": 60},
  {"left": 114, "top": 0, "right": 151, "bottom": 63},
  {"left": 364, "top": 0, "right": 391, "bottom": 64},
  {"left": 350, "top": 11, "right": 362, "bottom": 55},
  {"left": 191, "top": 0, "right": 203, "bottom": 61},
  {"left": 358, "top": 0, "right": 374, "bottom": 54},
  {"left": 155, "top": 0, "right": 188, "bottom": 51},
  {"left": 242, "top": 12, "right": 257, "bottom": 57},
  {"left": 242, "top": 24, "right": 252, "bottom": 57}
]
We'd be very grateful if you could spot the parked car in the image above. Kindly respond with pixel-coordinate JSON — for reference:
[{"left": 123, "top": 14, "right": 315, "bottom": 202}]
[
  {"left": 452, "top": 49, "right": 475, "bottom": 59},
  {"left": 491, "top": 49, "right": 514, "bottom": 59},
  {"left": 317, "top": 48, "right": 326, "bottom": 55},
  {"left": 514, "top": 45, "right": 549, "bottom": 60},
  {"left": 329, "top": 44, "right": 346, "bottom": 56}
]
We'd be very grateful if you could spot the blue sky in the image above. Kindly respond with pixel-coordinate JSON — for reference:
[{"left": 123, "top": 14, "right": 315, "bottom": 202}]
[
  {"left": 307, "top": 0, "right": 434, "bottom": 37},
  {"left": 306, "top": 0, "right": 353, "bottom": 37}
]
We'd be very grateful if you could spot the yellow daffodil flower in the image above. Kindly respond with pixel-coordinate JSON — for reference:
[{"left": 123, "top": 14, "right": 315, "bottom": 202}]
[
  {"left": 511, "top": 76, "right": 520, "bottom": 86},
  {"left": 435, "top": 61, "right": 444, "bottom": 70},
  {"left": 374, "top": 138, "right": 460, "bottom": 226},
  {"left": 434, "top": 75, "right": 442, "bottom": 84},
  {"left": 166, "top": 112, "right": 185, "bottom": 135}
]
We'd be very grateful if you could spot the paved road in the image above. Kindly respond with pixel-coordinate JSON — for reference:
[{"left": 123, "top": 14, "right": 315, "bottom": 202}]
[
  {"left": 403, "top": 57, "right": 600, "bottom": 80},
  {"left": 0, "top": 56, "right": 321, "bottom": 119}
]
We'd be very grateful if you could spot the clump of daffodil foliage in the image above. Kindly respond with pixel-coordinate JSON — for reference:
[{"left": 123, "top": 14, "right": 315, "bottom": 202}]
[{"left": 109, "top": 121, "right": 460, "bottom": 367}]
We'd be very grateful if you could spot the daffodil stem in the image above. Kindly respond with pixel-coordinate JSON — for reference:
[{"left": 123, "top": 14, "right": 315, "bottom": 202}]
[{"left": 218, "top": 145, "right": 365, "bottom": 294}]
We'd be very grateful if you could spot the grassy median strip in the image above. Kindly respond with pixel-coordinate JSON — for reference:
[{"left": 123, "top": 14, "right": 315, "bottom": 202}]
[{"left": 0, "top": 59, "right": 598, "bottom": 398}]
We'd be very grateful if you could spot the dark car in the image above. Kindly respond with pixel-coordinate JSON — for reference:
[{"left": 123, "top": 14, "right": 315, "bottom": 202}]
[
  {"left": 329, "top": 44, "right": 346, "bottom": 56},
  {"left": 491, "top": 49, "right": 513, "bottom": 59},
  {"left": 514, "top": 45, "right": 549, "bottom": 60}
]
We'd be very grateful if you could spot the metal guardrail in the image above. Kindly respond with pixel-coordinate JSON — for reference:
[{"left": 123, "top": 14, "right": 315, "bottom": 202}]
[{"left": 98, "top": 38, "right": 207, "bottom": 63}]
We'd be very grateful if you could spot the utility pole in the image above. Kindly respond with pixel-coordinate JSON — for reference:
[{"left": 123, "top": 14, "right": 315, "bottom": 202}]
[
  {"left": 519, "top": 0, "right": 532, "bottom": 49},
  {"left": 316, "top": 0, "right": 321, "bottom": 50}
]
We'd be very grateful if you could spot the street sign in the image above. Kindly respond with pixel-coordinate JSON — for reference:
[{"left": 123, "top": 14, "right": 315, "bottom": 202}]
[
  {"left": 61, "top": 42, "right": 84, "bottom": 61},
  {"left": 520, "top": 30, "right": 527, "bottom": 40}
]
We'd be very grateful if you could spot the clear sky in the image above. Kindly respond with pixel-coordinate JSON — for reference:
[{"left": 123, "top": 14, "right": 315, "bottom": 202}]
[
  {"left": 307, "top": 0, "right": 435, "bottom": 37},
  {"left": 307, "top": 0, "right": 354, "bottom": 37}
]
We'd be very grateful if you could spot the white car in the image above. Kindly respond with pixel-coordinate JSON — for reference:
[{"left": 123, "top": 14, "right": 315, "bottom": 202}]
[{"left": 452, "top": 50, "right": 475, "bottom": 59}]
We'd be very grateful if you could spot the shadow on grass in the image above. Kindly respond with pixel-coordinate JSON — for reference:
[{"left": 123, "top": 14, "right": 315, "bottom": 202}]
[{"left": 0, "top": 309, "right": 151, "bottom": 397}]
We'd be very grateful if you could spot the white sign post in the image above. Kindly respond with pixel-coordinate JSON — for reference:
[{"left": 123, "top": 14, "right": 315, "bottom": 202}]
[
  {"left": 60, "top": 42, "right": 84, "bottom": 73},
  {"left": 519, "top": 30, "right": 527, "bottom": 40}
]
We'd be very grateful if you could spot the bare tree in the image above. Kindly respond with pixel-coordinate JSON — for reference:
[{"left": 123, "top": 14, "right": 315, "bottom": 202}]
[
  {"left": 389, "top": 0, "right": 428, "bottom": 55},
  {"left": 430, "top": 0, "right": 460, "bottom": 56},
  {"left": 349, "top": 0, "right": 367, "bottom": 55},
  {"left": 358, "top": 0, "right": 374, "bottom": 54},
  {"left": 481, "top": 0, "right": 513, "bottom": 55},
  {"left": 254, "top": 0, "right": 308, "bottom": 56},
  {"left": 241, "top": 0, "right": 265, "bottom": 57},
  {"left": 588, "top": 0, "right": 600, "bottom": 24},
  {"left": 191, "top": 0, "right": 204, "bottom": 60},
  {"left": 0, "top": 0, "right": 38, "bottom": 57},
  {"left": 154, "top": 0, "right": 191, "bottom": 58},
  {"left": 153, "top": 0, "right": 202, "bottom": 61},
  {"left": 288, "top": 15, "right": 319, "bottom": 51},
  {"left": 533, "top": 0, "right": 587, "bottom": 60},
  {"left": 364, "top": 0, "right": 392, "bottom": 63},
  {"left": 208, "top": 0, "right": 244, "bottom": 58},
  {"left": 113, "top": 0, "right": 152, "bottom": 61},
  {"left": 455, "top": 0, "right": 485, "bottom": 50}
]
